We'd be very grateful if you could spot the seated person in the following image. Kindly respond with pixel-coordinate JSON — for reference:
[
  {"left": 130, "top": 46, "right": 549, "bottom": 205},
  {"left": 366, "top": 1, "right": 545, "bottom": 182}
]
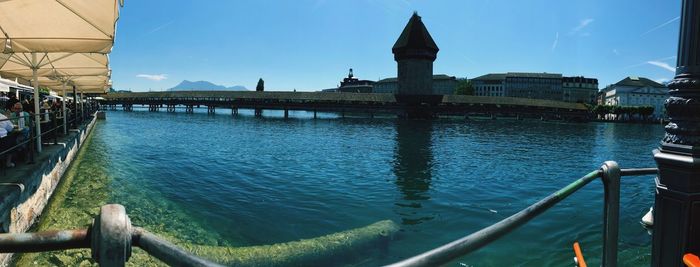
[
  {"left": 0, "top": 112, "right": 16, "bottom": 167},
  {"left": 10, "top": 103, "right": 31, "bottom": 140}
]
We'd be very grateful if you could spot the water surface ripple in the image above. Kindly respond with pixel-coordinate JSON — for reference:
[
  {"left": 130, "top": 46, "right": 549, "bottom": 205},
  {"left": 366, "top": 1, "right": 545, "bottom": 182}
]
[{"left": 19, "top": 109, "right": 663, "bottom": 266}]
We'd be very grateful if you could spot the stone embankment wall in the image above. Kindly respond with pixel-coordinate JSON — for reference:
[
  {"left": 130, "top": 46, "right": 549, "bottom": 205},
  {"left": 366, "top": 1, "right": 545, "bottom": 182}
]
[{"left": 0, "top": 115, "right": 98, "bottom": 266}]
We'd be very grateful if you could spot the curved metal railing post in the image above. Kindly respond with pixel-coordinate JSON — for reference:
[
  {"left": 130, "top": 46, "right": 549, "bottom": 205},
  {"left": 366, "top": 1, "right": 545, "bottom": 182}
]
[{"left": 601, "top": 161, "right": 621, "bottom": 267}]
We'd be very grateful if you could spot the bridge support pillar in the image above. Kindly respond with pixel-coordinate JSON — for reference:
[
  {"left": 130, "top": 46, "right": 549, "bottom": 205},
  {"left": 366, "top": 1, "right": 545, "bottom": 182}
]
[
  {"left": 122, "top": 104, "right": 133, "bottom": 112},
  {"left": 652, "top": 1, "right": 700, "bottom": 266},
  {"left": 232, "top": 107, "right": 238, "bottom": 116},
  {"left": 185, "top": 105, "right": 194, "bottom": 114},
  {"left": 313, "top": 110, "right": 317, "bottom": 119},
  {"left": 255, "top": 108, "right": 262, "bottom": 117},
  {"left": 341, "top": 109, "right": 345, "bottom": 119},
  {"left": 207, "top": 106, "right": 215, "bottom": 114},
  {"left": 284, "top": 109, "right": 289, "bottom": 119}
]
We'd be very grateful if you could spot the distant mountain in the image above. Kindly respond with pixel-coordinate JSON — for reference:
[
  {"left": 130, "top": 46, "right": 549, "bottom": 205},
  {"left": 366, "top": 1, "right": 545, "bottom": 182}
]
[{"left": 169, "top": 80, "right": 247, "bottom": 91}]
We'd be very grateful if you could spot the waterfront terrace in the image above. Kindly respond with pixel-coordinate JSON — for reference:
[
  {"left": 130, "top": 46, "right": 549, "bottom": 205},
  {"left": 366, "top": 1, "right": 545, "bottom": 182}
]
[{"left": 100, "top": 91, "right": 589, "bottom": 120}]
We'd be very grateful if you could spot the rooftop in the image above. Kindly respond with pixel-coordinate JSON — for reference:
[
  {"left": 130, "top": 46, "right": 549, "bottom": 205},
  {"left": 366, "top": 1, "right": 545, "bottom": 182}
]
[
  {"left": 472, "top": 73, "right": 507, "bottom": 81},
  {"left": 506, "top": 72, "right": 562, "bottom": 79},
  {"left": 614, "top": 76, "right": 666, "bottom": 88},
  {"left": 392, "top": 12, "right": 439, "bottom": 58}
]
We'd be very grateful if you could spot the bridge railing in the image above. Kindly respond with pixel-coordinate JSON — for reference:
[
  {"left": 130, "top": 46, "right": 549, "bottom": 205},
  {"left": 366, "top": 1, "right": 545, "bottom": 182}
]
[
  {"left": 0, "top": 161, "right": 656, "bottom": 266},
  {"left": 385, "top": 161, "right": 657, "bottom": 267}
]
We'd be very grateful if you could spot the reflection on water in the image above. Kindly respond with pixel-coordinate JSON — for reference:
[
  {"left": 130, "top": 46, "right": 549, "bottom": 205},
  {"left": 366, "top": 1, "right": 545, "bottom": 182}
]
[{"left": 393, "top": 120, "right": 434, "bottom": 225}]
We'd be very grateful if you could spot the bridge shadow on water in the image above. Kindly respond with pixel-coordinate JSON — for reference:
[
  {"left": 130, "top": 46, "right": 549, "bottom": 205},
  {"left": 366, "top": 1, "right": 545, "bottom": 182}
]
[{"left": 393, "top": 120, "right": 435, "bottom": 226}]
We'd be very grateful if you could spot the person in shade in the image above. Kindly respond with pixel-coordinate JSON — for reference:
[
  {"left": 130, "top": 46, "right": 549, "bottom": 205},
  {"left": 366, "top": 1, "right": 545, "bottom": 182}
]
[
  {"left": 3, "top": 94, "right": 18, "bottom": 115},
  {"left": 11, "top": 102, "right": 30, "bottom": 139},
  {"left": 0, "top": 112, "right": 16, "bottom": 167},
  {"left": 9, "top": 102, "right": 31, "bottom": 164}
]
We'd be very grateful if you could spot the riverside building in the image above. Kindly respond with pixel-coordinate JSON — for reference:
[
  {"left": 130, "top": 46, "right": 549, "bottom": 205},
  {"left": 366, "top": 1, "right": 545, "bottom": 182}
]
[
  {"left": 471, "top": 72, "right": 598, "bottom": 103},
  {"left": 562, "top": 76, "right": 599, "bottom": 103},
  {"left": 321, "top": 69, "right": 375, "bottom": 93},
  {"left": 373, "top": 74, "right": 457, "bottom": 95},
  {"left": 600, "top": 76, "right": 668, "bottom": 119}
]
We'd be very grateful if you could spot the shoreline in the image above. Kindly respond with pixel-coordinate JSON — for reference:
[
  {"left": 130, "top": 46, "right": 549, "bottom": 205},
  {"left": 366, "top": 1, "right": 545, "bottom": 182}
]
[{"left": 0, "top": 114, "right": 98, "bottom": 266}]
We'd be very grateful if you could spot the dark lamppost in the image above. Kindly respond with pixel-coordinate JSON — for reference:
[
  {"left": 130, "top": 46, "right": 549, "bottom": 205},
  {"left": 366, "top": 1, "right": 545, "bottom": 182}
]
[{"left": 652, "top": 0, "right": 700, "bottom": 266}]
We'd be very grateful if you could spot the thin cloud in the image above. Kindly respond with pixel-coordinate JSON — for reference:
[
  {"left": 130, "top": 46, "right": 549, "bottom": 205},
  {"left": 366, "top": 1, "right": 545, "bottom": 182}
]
[
  {"left": 655, "top": 77, "right": 671, "bottom": 84},
  {"left": 641, "top": 16, "right": 680, "bottom": 36},
  {"left": 147, "top": 20, "right": 175, "bottom": 34},
  {"left": 136, "top": 74, "right": 168, "bottom": 81},
  {"left": 570, "top": 18, "right": 594, "bottom": 34},
  {"left": 647, "top": 61, "right": 676, "bottom": 72},
  {"left": 551, "top": 32, "right": 559, "bottom": 51},
  {"left": 623, "top": 55, "right": 676, "bottom": 69},
  {"left": 612, "top": 49, "right": 620, "bottom": 55}
]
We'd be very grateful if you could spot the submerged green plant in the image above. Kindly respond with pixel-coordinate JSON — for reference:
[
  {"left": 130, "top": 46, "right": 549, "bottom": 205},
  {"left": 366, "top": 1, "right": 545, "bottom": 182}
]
[{"left": 13, "top": 122, "right": 400, "bottom": 267}]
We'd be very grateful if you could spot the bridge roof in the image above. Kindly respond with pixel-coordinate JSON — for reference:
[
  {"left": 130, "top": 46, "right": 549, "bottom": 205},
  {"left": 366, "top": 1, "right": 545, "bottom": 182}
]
[
  {"left": 103, "top": 91, "right": 397, "bottom": 102},
  {"left": 104, "top": 91, "right": 587, "bottom": 110},
  {"left": 442, "top": 95, "right": 588, "bottom": 110}
]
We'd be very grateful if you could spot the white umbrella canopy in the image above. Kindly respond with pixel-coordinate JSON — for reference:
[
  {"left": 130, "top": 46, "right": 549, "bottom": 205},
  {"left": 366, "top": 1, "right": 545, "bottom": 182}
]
[
  {"left": 40, "top": 75, "right": 112, "bottom": 94},
  {"left": 0, "top": 52, "right": 109, "bottom": 78},
  {"left": 0, "top": 0, "right": 122, "bottom": 151},
  {"left": 0, "top": 0, "right": 122, "bottom": 53},
  {"left": 0, "top": 53, "right": 111, "bottom": 94}
]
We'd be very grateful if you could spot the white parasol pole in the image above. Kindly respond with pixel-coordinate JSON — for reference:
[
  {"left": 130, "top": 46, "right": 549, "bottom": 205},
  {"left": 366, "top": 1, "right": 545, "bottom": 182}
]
[
  {"left": 32, "top": 53, "right": 42, "bottom": 153},
  {"left": 62, "top": 81, "right": 67, "bottom": 135}
]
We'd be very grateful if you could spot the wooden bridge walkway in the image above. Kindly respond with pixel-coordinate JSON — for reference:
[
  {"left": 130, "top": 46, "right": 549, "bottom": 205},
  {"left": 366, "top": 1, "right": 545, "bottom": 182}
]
[{"left": 100, "top": 91, "right": 590, "bottom": 120}]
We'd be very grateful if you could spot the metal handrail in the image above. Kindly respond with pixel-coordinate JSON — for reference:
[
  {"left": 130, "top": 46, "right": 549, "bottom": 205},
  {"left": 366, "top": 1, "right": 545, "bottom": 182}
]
[
  {"left": 0, "top": 205, "right": 222, "bottom": 267},
  {"left": 386, "top": 163, "right": 658, "bottom": 267}
]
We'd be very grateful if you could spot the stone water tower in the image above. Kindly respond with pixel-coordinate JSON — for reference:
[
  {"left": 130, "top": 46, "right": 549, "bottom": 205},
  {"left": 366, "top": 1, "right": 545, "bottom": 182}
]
[
  {"left": 393, "top": 12, "right": 441, "bottom": 117},
  {"left": 393, "top": 12, "right": 439, "bottom": 97}
]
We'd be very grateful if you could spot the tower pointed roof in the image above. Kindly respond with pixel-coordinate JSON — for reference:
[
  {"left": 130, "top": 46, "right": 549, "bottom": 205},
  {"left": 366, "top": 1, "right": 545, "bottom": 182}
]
[{"left": 392, "top": 12, "right": 439, "bottom": 60}]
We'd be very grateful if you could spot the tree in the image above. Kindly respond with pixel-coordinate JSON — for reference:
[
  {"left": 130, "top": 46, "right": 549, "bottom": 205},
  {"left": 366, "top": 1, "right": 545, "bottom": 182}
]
[
  {"left": 454, "top": 79, "right": 474, "bottom": 95},
  {"left": 38, "top": 86, "right": 50, "bottom": 94},
  {"left": 640, "top": 106, "right": 655, "bottom": 120},
  {"left": 256, "top": 78, "right": 264, "bottom": 92},
  {"left": 591, "top": 104, "right": 610, "bottom": 119}
]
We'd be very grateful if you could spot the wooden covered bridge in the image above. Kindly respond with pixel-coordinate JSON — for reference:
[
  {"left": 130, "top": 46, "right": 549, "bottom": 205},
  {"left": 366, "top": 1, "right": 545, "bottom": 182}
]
[{"left": 100, "top": 91, "right": 590, "bottom": 120}]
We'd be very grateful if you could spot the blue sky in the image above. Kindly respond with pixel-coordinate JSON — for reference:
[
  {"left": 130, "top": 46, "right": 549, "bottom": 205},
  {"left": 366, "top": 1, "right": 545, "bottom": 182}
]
[{"left": 111, "top": 0, "right": 681, "bottom": 92}]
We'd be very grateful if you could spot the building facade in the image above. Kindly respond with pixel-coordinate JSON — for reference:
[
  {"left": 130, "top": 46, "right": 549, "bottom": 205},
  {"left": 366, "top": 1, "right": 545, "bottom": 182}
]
[
  {"left": 472, "top": 73, "right": 506, "bottom": 97},
  {"left": 338, "top": 68, "right": 374, "bottom": 93},
  {"left": 320, "top": 68, "right": 375, "bottom": 93},
  {"left": 505, "top": 72, "right": 562, "bottom": 100},
  {"left": 562, "top": 76, "right": 599, "bottom": 103},
  {"left": 471, "top": 72, "right": 598, "bottom": 103},
  {"left": 374, "top": 75, "right": 457, "bottom": 94},
  {"left": 601, "top": 76, "right": 668, "bottom": 118}
]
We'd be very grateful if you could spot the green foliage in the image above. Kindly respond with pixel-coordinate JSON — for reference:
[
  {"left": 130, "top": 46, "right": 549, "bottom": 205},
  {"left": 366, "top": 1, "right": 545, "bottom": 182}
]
[
  {"left": 589, "top": 104, "right": 655, "bottom": 121},
  {"left": 454, "top": 79, "right": 474, "bottom": 95},
  {"left": 256, "top": 78, "right": 264, "bottom": 92},
  {"left": 38, "top": 86, "right": 51, "bottom": 94}
]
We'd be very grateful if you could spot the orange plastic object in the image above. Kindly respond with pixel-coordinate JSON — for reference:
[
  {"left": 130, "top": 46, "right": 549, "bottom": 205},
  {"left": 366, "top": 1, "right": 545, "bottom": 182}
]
[
  {"left": 684, "top": 253, "right": 700, "bottom": 267},
  {"left": 573, "top": 242, "right": 587, "bottom": 267}
]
